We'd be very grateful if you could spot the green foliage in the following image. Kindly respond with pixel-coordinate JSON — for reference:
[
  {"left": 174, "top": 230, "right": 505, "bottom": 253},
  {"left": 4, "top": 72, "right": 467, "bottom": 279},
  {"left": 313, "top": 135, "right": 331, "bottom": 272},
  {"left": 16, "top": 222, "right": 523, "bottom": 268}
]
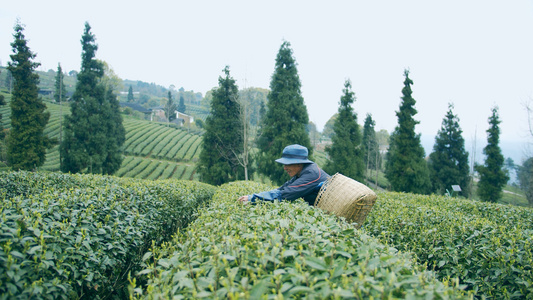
[
  {"left": 0, "top": 94, "right": 5, "bottom": 140},
  {"left": 362, "top": 113, "right": 380, "bottom": 171},
  {"left": 325, "top": 80, "right": 364, "bottom": 182},
  {"left": 53, "top": 63, "right": 66, "bottom": 103},
  {"left": 60, "top": 22, "right": 125, "bottom": 175},
  {"left": 7, "top": 21, "right": 53, "bottom": 171},
  {"left": 131, "top": 181, "right": 469, "bottom": 299},
  {"left": 33, "top": 104, "right": 201, "bottom": 180},
  {"left": 385, "top": 70, "right": 431, "bottom": 194},
  {"left": 322, "top": 114, "right": 336, "bottom": 139},
  {"left": 0, "top": 170, "right": 215, "bottom": 299},
  {"left": 177, "top": 94, "right": 186, "bottom": 113},
  {"left": 256, "top": 41, "right": 312, "bottom": 185},
  {"left": 121, "top": 80, "right": 168, "bottom": 102},
  {"left": 2, "top": 68, "right": 13, "bottom": 92},
  {"left": 164, "top": 91, "right": 176, "bottom": 123},
  {"left": 517, "top": 157, "right": 533, "bottom": 206},
  {"left": 428, "top": 104, "right": 470, "bottom": 196},
  {"left": 239, "top": 87, "right": 268, "bottom": 127},
  {"left": 364, "top": 192, "right": 533, "bottom": 299},
  {"left": 128, "top": 85, "right": 134, "bottom": 102},
  {"left": 475, "top": 106, "right": 509, "bottom": 202},
  {"left": 198, "top": 66, "right": 243, "bottom": 185},
  {"left": 0, "top": 94, "right": 6, "bottom": 167}
]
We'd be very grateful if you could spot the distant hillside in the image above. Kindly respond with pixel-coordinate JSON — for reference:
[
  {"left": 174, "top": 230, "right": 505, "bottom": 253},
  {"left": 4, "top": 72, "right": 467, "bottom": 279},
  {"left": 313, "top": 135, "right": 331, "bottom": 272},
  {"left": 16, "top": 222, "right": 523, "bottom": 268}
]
[
  {"left": 0, "top": 93, "right": 202, "bottom": 180},
  {"left": 0, "top": 66, "right": 210, "bottom": 123}
]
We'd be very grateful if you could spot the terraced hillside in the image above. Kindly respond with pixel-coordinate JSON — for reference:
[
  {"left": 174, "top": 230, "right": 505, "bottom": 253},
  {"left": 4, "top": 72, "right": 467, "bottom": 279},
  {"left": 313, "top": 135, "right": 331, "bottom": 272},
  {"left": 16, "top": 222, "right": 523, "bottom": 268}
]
[{"left": 0, "top": 95, "right": 203, "bottom": 180}]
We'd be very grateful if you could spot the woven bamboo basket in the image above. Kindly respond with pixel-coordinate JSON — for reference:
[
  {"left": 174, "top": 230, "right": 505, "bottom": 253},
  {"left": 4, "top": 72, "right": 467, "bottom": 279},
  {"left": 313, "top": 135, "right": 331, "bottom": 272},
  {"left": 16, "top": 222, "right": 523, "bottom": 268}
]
[{"left": 314, "top": 173, "right": 377, "bottom": 228}]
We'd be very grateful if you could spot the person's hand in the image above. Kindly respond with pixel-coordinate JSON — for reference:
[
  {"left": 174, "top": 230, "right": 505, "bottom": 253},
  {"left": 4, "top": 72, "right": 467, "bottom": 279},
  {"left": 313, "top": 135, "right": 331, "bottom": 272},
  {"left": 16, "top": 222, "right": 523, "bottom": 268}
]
[{"left": 238, "top": 195, "right": 249, "bottom": 203}]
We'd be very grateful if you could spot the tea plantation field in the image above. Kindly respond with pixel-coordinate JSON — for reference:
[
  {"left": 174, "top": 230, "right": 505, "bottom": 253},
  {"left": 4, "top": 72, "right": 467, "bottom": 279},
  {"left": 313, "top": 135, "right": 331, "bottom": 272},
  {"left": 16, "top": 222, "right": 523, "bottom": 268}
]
[
  {"left": 363, "top": 192, "right": 533, "bottom": 299},
  {"left": 0, "top": 171, "right": 216, "bottom": 299},
  {"left": 0, "top": 97, "right": 202, "bottom": 180},
  {"left": 2, "top": 170, "right": 532, "bottom": 299}
]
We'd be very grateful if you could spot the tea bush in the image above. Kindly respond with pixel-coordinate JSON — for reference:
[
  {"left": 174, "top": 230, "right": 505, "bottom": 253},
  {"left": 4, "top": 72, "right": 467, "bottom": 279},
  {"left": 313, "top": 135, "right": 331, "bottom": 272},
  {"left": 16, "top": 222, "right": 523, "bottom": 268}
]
[
  {"left": 0, "top": 171, "right": 216, "bottom": 299},
  {"left": 363, "top": 192, "right": 533, "bottom": 299},
  {"left": 132, "top": 181, "right": 469, "bottom": 299}
]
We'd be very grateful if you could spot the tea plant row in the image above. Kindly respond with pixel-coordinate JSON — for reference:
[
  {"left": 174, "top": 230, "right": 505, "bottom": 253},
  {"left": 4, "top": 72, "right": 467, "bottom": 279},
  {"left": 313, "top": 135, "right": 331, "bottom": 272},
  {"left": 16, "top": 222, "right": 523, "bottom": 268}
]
[
  {"left": 122, "top": 119, "right": 202, "bottom": 163},
  {"left": 131, "top": 181, "right": 469, "bottom": 299},
  {"left": 0, "top": 171, "right": 216, "bottom": 299},
  {"left": 363, "top": 192, "right": 533, "bottom": 299},
  {"left": 115, "top": 156, "right": 197, "bottom": 181}
]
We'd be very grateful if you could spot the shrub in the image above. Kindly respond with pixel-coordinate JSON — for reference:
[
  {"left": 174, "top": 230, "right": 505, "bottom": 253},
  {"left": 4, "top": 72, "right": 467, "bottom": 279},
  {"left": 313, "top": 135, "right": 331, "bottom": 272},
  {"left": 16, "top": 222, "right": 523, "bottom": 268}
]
[
  {"left": 131, "top": 181, "right": 469, "bottom": 299},
  {"left": 0, "top": 171, "right": 216, "bottom": 299},
  {"left": 363, "top": 192, "right": 533, "bottom": 299}
]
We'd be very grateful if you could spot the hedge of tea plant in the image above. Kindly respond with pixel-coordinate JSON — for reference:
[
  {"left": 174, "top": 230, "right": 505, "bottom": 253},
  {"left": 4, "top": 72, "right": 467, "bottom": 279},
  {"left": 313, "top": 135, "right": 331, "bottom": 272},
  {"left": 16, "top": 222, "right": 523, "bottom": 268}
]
[
  {"left": 0, "top": 171, "right": 216, "bottom": 299},
  {"left": 131, "top": 181, "right": 470, "bottom": 299},
  {"left": 363, "top": 192, "right": 533, "bottom": 299}
]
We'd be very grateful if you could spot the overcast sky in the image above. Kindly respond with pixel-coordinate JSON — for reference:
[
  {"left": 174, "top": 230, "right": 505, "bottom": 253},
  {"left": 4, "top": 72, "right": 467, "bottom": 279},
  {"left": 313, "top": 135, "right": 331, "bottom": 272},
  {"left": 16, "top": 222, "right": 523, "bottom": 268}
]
[{"left": 2, "top": 1, "right": 533, "bottom": 163}]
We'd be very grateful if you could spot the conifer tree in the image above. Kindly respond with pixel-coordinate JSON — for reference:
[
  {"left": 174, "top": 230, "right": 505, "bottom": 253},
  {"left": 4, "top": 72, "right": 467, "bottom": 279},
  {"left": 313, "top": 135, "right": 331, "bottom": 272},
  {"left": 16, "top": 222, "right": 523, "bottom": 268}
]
[
  {"left": 256, "top": 41, "right": 311, "bottom": 185},
  {"left": 362, "top": 113, "right": 379, "bottom": 171},
  {"left": 428, "top": 103, "right": 470, "bottom": 196},
  {"left": 127, "top": 85, "right": 134, "bottom": 102},
  {"left": 54, "top": 63, "right": 66, "bottom": 103},
  {"left": 0, "top": 95, "right": 5, "bottom": 140},
  {"left": 4, "top": 70, "right": 13, "bottom": 92},
  {"left": 60, "top": 22, "right": 125, "bottom": 175},
  {"left": 475, "top": 106, "right": 509, "bottom": 202},
  {"left": 385, "top": 70, "right": 431, "bottom": 194},
  {"left": 164, "top": 91, "right": 177, "bottom": 125},
  {"left": 178, "top": 95, "right": 186, "bottom": 113},
  {"left": 101, "top": 85, "right": 126, "bottom": 174},
  {"left": 55, "top": 63, "right": 66, "bottom": 147},
  {"left": 7, "top": 21, "right": 53, "bottom": 170},
  {"left": 325, "top": 79, "right": 364, "bottom": 182},
  {"left": 517, "top": 157, "right": 533, "bottom": 206},
  {"left": 198, "top": 66, "right": 243, "bottom": 185}
]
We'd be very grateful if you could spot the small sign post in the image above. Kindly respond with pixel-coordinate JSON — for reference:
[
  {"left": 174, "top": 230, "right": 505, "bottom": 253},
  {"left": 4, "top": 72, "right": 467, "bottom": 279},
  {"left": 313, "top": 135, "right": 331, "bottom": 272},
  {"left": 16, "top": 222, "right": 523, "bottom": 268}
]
[{"left": 450, "top": 185, "right": 462, "bottom": 197}]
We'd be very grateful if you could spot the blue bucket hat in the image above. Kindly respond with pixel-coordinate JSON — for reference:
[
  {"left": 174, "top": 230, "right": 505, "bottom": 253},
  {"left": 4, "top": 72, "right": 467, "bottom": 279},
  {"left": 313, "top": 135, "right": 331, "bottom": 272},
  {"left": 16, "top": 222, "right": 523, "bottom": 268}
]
[{"left": 275, "top": 144, "right": 314, "bottom": 165}]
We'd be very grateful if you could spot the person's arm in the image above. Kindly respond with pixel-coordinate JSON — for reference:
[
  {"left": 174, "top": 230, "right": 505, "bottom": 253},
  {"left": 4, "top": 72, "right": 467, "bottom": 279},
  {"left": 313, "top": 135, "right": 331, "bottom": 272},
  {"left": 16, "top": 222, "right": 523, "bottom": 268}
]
[{"left": 248, "top": 188, "right": 283, "bottom": 203}]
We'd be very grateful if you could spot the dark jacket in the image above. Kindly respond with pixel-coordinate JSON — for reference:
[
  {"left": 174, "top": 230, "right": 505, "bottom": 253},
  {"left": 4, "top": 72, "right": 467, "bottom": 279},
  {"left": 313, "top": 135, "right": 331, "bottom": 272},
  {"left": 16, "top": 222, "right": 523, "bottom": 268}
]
[{"left": 249, "top": 162, "right": 330, "bottom": 205}]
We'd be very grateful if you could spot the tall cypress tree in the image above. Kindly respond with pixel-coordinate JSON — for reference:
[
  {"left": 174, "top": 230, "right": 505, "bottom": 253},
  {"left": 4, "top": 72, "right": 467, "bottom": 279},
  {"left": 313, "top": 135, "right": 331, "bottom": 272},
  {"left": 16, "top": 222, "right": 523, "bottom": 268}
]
[
  {"left": 7, "top": 21, "right": 52, "bottom": 170},
  {"left": 517, "top": 157, "right": 533, "bottom": 207},
  {"left": 178, "top": 95, "right": 186, "bottom": 113},
  {"left": 0, "top": 94, "right": 6, "bottom": 163},
  {"left": 428, "top": 103, "right": 470, "bottom": 196},
  {"left": 475, "top": 106, "right": 509, "bottom": 202},
  {"left": 164, "top": 91, "right": 176, "bottom": 124},
  {"left": 0, "top": 94, "right": 5, "bottom": 140},
  {"left": 54, "top": 63, "right": 66, "bottom": 103},
  {"left": 324, "top": 79, "right": 364, "bottom": 182},
  {"left": 127, "top": 85, "right": 134, "bottom": 102},
  {"left": 197, "top": 66, "right": 243, "bottom": 185},
  {"left": 60, "top": 22, "right": 125, "bottom": 175},
  {"left": 101, "top": 85, "right": 126, "bottom": 174},
  {"left": 256, "top": 41, "right": 311, "bottom": 185},
  {"left": 362, "top": 113, "right": 379, "bottom": 171},
  {"left": 385, "top": 70, "right": 431, "bottom": 194}
]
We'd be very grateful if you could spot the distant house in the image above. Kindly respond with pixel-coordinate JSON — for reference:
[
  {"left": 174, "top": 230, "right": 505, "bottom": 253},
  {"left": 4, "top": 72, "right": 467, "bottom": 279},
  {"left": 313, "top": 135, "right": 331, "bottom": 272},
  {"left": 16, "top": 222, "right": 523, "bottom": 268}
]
[
  {"left": 150, "top": 106, "right": 166, "bottom": 122},
  {"left": 38, "top": 89, "right": 54, "bottom": 96},
  {"left": 120, "top": 102, "right": 152, "bottom": 120},
  {"left": 38, "top": 88, "right": 73, "bottom": 101},
  {"left": 177, "top": 112, "right": 194, "bottom": 126},
  {"left": 149, "top": 107, "right": 194, "bottom": 126}
]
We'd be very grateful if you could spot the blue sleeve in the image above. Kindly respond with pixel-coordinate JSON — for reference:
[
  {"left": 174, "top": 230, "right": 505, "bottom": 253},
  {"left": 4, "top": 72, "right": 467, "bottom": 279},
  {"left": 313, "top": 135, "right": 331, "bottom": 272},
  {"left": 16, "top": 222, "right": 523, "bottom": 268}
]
[{"left": 249, "top": 188, "right": 282, "bottom": 204}]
